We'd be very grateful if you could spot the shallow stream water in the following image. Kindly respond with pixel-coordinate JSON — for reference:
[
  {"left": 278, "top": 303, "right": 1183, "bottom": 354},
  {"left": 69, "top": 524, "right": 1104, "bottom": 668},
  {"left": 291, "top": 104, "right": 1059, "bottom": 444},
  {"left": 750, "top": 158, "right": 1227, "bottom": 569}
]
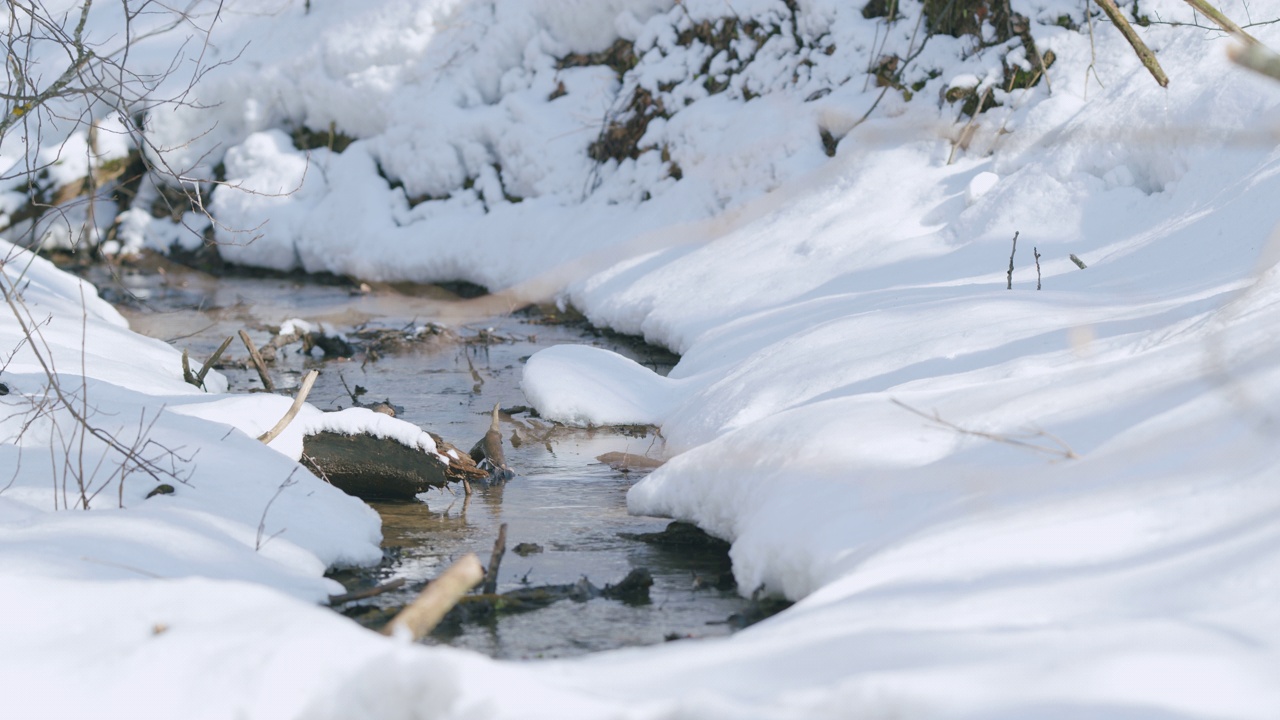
[{"left": 78, "top": 256, "right": 774, "bottom": 659}]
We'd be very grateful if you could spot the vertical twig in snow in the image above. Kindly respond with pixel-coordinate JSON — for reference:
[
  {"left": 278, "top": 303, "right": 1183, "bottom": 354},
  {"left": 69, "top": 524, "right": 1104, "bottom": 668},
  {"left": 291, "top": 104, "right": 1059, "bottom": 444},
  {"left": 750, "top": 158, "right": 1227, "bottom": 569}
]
[
  {"left": 256, "top": 469, "right": 299, "bottom": 551},
  {"left": 1007, "top": 231, "right": 1020, "bottom": 290},
  {"left": 1034, "top": 246, "right": 1042, "bottom": 290}
]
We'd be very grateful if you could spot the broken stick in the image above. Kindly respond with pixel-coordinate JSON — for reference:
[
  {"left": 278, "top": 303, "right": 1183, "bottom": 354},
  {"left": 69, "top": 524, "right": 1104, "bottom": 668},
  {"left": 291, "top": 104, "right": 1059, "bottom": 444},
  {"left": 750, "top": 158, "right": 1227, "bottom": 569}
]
[
  {"left": 483, "top": 523, "right": 508, "bottom": 595},
  {"left": 239, "top": 330, "right": 275, "bottom": 392},
  {"left": 258, "top": 369, "right": 319, "bottom": 444},
  {"left": 327, "top": 577, "right": 406, "bottom": 606},
  {"left": 381, "top": 553, "right": 484, "bottom": 641},
  {"left": 1094, "top": 0, "right": 1169, "bottom": 87},
  {"left": 194, "top": 335, "right": 235, "bottom": 389}
]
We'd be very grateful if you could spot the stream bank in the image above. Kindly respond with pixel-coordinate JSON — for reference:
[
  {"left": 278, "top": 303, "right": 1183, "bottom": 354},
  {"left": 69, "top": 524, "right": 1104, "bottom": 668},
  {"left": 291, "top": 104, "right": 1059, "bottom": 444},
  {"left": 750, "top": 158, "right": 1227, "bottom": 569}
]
[{"left": 68, "top": 252, "right": 786, "bottom": 659}]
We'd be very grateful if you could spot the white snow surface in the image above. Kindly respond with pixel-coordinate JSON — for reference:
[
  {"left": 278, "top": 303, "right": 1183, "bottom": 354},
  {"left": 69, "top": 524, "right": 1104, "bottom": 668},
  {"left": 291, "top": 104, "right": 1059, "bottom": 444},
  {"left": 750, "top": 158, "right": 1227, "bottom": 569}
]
[{"left": 5, "top": 0, "right": 1280, "bottom": 717}]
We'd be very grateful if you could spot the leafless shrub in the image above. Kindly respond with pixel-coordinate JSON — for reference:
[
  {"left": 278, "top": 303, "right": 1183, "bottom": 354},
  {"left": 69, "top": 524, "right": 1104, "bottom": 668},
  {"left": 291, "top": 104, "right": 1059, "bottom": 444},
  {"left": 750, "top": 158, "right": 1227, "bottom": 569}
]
[
  {"left": 2, "top": 1, "right": 237, "bottom": 255},
  {"left": 256, "top": 468, "right": 298, "bottom": 551},
  {"left": 0, "top": 246, "right": 196, "bottom": 508}
]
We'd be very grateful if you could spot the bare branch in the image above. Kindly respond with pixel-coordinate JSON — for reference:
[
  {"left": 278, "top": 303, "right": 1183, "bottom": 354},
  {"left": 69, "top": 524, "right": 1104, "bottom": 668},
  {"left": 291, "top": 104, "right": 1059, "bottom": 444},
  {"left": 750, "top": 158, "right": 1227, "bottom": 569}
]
[{"left": 892, "top": 398, "right": 1079, "bottom": 460}]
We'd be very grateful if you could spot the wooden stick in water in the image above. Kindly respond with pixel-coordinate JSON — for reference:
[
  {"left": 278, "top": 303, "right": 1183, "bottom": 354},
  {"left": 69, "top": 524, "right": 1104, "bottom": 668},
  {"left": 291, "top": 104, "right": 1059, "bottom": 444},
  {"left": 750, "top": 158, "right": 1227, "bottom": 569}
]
[{"left": 381, "top": 554, "right": 484, "bottom": 641}]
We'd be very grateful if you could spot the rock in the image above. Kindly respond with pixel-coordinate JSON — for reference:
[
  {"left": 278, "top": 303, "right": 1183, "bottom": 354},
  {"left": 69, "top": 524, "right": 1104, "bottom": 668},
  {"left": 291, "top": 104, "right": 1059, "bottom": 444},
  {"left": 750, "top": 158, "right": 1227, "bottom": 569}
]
[
  {"left": 602, "top": 568, "right": 653, "bottom": 605},
  {"left": 302, "top": 431, "right": 485, "bottom": 501},
  {"left": 512, "top": 542, "right": 543, "bottom": 556},
  {"left": 596, "top": 451, "right": 664, "bottom": 472}
]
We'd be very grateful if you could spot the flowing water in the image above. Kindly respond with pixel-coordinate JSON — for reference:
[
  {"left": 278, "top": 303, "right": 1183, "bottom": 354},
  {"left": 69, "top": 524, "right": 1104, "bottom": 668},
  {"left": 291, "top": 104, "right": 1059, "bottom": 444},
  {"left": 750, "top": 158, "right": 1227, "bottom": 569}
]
[{"left": 79, "top": 255, "right": 778, "bottom": 659}]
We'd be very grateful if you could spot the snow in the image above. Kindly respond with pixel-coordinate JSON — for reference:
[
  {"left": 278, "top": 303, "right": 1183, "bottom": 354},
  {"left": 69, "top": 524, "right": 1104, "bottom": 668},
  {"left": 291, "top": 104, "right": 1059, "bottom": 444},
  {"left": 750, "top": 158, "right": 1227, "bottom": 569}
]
[
  {"left": 6, "top": 0, "right": 1280, "bottom": 717},
  {"left": 520, "top": 344, "right": 681, "bottom": 426}
]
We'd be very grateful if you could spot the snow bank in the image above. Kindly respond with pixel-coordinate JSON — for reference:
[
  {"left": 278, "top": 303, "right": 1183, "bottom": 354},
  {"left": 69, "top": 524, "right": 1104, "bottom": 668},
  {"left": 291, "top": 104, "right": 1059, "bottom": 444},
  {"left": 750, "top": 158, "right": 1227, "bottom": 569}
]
[{"left": 8, "top": 0, "right": 1280, "bottom": 717}]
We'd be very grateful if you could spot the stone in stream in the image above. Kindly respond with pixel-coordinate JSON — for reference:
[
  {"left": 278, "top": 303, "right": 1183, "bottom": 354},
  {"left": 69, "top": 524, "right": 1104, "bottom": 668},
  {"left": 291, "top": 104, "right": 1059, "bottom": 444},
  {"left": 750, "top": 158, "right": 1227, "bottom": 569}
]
[{"left": 302, "top": 431, "right": 487, "bottom": 501}]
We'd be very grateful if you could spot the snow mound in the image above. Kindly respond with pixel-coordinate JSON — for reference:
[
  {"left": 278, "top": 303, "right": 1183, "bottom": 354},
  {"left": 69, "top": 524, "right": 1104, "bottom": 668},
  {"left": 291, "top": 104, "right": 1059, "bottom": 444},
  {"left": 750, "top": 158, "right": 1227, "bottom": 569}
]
[{"left": 521, "top": 345, "right": 680, "bottom": 426}]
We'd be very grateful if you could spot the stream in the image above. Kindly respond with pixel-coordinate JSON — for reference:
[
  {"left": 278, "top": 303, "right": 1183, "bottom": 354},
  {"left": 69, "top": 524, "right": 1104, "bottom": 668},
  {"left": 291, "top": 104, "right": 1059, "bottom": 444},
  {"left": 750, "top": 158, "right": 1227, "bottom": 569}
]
[{"left": 75, "top": 254, "right": 782, "bottom": 660}]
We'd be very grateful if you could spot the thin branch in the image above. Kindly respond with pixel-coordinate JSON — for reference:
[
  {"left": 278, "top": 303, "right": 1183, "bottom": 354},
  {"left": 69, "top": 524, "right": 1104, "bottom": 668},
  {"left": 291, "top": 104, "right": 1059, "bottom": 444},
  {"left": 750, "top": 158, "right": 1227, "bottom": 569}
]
[
  {"left": 194, "top": 335, "right": 234, "bottom": 389},
  {"left": 1094, "top": 0, "right": 1170, "bottom": 87},
  {"left": 239, "top": 329, "right": 274, "bottom": 392},
  {"left": 892, "top": 398, "right": 1079, "bottom": 459},
  {"left": 255, "top": 468, "right": 298, "bottom": 551},
  {"left": 1181, "top": 0, "right": 1260, "bottom": 44},
  {"left": 258, "top": 369, "right": 318, "bottom": 444},
  {"left": 327, "top": 578, "right": 407, "bottom": 606},
  {"left": 1006, "top": 230, "right": 1019, "bottom": 289},
  {"left": 483, "top": 522, "right": 507, "bottom": 595}
]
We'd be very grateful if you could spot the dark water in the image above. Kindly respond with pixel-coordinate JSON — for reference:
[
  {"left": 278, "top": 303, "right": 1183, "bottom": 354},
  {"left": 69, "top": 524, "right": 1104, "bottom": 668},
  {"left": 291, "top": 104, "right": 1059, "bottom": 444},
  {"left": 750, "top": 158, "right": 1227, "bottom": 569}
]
[{"left": 81, "top": 256, "right": 771, "bottom": 659}]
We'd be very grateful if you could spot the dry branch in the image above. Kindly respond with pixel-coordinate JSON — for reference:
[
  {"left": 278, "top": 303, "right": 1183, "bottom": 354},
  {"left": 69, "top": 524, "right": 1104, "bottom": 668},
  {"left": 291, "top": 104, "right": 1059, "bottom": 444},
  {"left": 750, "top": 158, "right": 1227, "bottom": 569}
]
[
  {"left": 381, "top": 554, "right": 484, "bottom": 641},
  {"left": 483, "top": 523, "right": 508, "bottom": 595},
  {"left": 1182, "top": 0, "right": 1259, "bottom": 44},
  {"left": 1094, "top": 0, "right": 1170, "bottom": 87},
  {"left": 181, "top": 349, "right": 195, "bottom": 385},
  {"left": 194, "top": 335, "right": 233, "bottom": 388},
  {"left": 893, "top": 399, "right": 1079, "bottom": 459},
  {"left": 239, "top": 330, "right": 275, "bottom": 392},
  {"left": 328, "top": 578, "right": 407, "bottom": 606},
  {"left": 258, "top": 369, "right": 318, "bottom": 444},
  {"left": 1006, "top": 231, "right": 1019, "bottom": 290}
]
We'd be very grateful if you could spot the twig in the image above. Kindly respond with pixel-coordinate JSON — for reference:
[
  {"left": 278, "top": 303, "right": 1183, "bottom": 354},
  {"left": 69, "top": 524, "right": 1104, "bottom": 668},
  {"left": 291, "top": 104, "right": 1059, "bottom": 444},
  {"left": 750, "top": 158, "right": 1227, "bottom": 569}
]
[
  {"left": 181, "top": 348, "right": 195, "bottom": 385},
  {"left": 947, "top": 86, "right": 991, "bottom": 165},
  {"left": 1182, "top": 0, "right": 1260, "bottom": 44},
  {"left": 1085, "top": 1, "right": 1105, "bottom": 98},
  {"left": 238, "top": 330, "right": 275, "bottom": 392},
  {"left": 893, "top": 398, "right": 1079, "bottom": 459},
  {"left": 258, "top": 369, "right": 318, "bottom": 444},
  {"left": 1006, "top": 231, "right": 1019, "bottom": 290},
  {"left": 194, "top": 335, "right": 233, "bottom": 389},
  {"left": 256, "top": 469, "right": 299, "bottom": 551},
  {"left": 381, "top": 554, "right": 484, "bottom": 641},
  {"left": 483, "top": 523, "right": 508, "bottom": 595},
  {"left": 464, "top": 351, "right": 483, "bottom": 392},
  {"left": 327, "top": 578, "right": 407, "bottom": 606},
  {"left": 1094, "top": 0, "right": 1170, "bottom": 87},
  {"left": 1034, "top": 246, "right": 1042, "bottom": 290}
]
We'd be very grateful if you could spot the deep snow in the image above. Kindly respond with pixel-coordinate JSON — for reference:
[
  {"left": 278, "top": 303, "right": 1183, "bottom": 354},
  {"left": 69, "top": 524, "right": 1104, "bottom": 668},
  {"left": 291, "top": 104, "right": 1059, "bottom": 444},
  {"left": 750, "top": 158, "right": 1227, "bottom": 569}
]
[{"left": 4, "top": 0, "right": 1280, "bottom": 718}]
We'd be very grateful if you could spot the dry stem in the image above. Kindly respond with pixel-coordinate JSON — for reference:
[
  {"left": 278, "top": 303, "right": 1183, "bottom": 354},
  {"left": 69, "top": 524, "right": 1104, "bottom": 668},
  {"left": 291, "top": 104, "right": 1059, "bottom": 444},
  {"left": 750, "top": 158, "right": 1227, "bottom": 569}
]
[
  {"left": 239, "top": 329, "right": 275, "bottom": 392},
  {"left": 382, "top": 554, "right": 484, "bottom": 641},
  {"left": 483, "top": 523, "right": 508, "bottom": 595},
  {"left": 893, "top": 398, "right": 1079, "bottom": 460},
  {"left": 1094, "top": 0, "right": 1170, "bottom": 87},
  {"left": 258, "top": 369, "right": 318, "bottom": 444}
]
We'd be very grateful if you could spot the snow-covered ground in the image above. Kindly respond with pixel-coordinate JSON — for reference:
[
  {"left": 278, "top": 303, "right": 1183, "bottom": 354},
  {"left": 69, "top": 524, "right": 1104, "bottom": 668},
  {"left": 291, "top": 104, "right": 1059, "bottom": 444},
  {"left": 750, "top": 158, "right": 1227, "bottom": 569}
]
[{"left": 4, "top": 0, "right": 1280, "bottom": 717}]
